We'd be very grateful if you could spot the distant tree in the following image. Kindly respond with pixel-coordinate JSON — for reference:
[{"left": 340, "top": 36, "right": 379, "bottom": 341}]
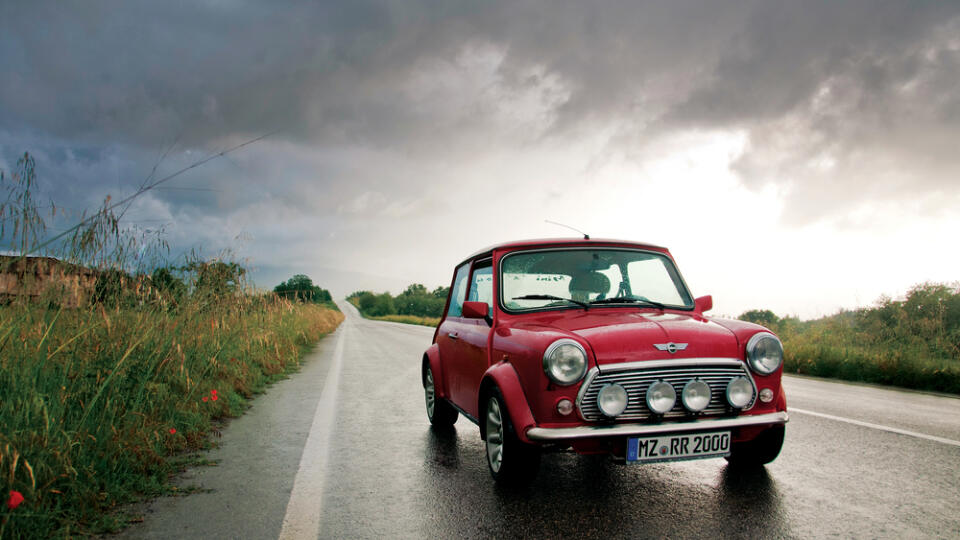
[
  {"left": 349, "top": 284, "right": 448, "bottom": 318},
  {"left": 357, "top": 291, "right": 395, "bottom": 316},
  {"left": 396, "top": 283, "right": 446, "bottom": 317},
  {"left": 347, "top": 290, "right": 370, "bottom": 301},
  {"left": 274, "top": 274, "right": 331, "bottom": 303},
  {"left": 738, "top": 309, "right": 780, "bottom": 328}
]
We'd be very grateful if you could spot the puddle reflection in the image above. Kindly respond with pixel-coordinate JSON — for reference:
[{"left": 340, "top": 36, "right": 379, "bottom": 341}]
[
  {"left": 423, "top": 425, "right": 462, "bottom": 469},
  {"left": 419, "top": 426, "right": 793, "bottom": 537},
  {"left": 715, "top": 464, "right": 791, "bottom": 537}
]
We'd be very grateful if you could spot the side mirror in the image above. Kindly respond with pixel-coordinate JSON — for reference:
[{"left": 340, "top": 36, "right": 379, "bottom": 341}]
[
  {"left": 462, "top": 301, "right": 490, "bottom": 320},
  {"left": 695, "top": 295, "right": 713, "bottom": 313}
]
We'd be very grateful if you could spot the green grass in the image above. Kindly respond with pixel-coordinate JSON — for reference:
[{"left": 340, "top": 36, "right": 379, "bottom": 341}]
[
  {"left": 346, "top": 297, "right": 439, "bottom": 327},
  {"left": 367, "top": 314, "right": 439, "bottom": 327},
  {"left": 0, "top": 296, "right": 343, "bottom": 538},
  {"left": 742, "top": 282, "right": 960, "bottom": 395},
  {"left": 782, "top": 340, "right": 960, "bottom": 394}
]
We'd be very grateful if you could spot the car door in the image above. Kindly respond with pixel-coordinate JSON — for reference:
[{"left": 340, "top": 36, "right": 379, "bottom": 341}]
[
  {"left": 439, "top": 259, "right": 493, "bottom": 418},
  {"left": 436, "top": 262, "right": 471, "bottom": 410}
]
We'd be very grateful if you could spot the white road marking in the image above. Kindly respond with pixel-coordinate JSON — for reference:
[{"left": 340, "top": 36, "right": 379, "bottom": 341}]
[
  {"left": 278, "top": 320, "right": 347, "bottom": 540},
  {"left": 791, "top": 407, "right": 960, "bottom": 448}
]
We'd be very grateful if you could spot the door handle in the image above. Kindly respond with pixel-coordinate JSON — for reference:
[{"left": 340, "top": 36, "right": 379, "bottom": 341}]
[{"left": 447, "top": 332, "right": 459, "bottom": 340}]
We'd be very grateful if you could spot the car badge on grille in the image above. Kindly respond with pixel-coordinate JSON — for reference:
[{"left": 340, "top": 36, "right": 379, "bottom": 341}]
[{"left": 654, "top": 342, "right": 688, "bottom": 354}]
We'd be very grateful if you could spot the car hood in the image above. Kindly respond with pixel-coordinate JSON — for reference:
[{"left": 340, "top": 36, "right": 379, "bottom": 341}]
[{"left": 520, "top": 310, "right": 742, "bottom": 368}]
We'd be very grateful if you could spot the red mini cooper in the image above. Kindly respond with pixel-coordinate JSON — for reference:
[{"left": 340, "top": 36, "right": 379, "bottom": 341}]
[{"left": 421, "top": 238, "right": 788, "bottom": 484}]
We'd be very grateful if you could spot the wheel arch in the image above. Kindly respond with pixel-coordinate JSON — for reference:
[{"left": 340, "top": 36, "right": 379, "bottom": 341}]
[
  {"left": 422, "top": 344, "right": 448, "bottom": 398},
  {"left": 478, "top": 362, "right": 538, "bottom": 444}
]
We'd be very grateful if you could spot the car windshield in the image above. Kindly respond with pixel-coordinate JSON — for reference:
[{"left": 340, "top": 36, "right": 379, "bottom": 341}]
[{"left": 500, "top": 248, "right": 694, "bottom": 312}]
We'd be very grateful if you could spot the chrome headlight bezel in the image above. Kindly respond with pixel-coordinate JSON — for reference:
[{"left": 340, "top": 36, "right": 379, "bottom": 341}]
[
  {"left": 542, "top": 339, "right": 588, "bottom": 386},
  {"left": 597, "top": 383, "right": 629, "bottom": 417},
  {"left": 645, "top": 380, "right": 677, "bottom": 414},
  {"left": 726, "top": 376, "right": 755, "bottom": 409},
  {"left": 681, "top": 378, "right": 711, "bottom": 412},
  {"left": 746, "top": 332, "right": 783, "bottom": 375}
]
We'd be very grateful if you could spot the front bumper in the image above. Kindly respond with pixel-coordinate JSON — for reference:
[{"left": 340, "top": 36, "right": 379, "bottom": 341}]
[{"left": 525, "top": 411, "right": 788, "bottom": 442}]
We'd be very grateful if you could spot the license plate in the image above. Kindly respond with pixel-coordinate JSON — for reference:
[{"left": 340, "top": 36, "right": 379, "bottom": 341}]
[{"left": 627, "top": 431, "right": 730, "bottom": 463}]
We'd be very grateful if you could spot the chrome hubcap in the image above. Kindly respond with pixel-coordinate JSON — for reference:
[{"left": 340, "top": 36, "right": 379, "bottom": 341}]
[
  {"left": 486, "top": 397, "right": 504, "bottom": 473},
  {"left": 425, "top": 369, "right": 436, "bottom": 418}
]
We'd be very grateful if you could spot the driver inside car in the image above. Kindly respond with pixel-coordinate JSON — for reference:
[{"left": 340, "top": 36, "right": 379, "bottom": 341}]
[{"left": 568, "top": 270, "right": 610, "bottom": 303}]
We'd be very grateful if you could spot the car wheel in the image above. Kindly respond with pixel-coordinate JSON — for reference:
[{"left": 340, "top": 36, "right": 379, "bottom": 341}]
[
  {"left": 424, "top": 364, "right": 458, "bottom": 426},
  {"left": 484, "top": 388, "right": 541, "bottom": 485},
  {"left": 726, "top": 424, "right": 785, "bottom": 467}
]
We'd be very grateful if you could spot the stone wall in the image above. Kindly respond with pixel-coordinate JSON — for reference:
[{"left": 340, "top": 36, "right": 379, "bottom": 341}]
[{"left": 0, "top": 256, "right": 98, "bottom": 308}]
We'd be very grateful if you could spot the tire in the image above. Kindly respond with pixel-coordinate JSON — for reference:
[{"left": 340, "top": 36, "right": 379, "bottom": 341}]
[
  {"left": 424, "top": 364, "right": 458, "bottom": 427},
  {"left": 726, "top": 424, "right": 785, "bottom": 467},
  {"left": 483, "top": 388, "right": 541, "bottom": 485}
]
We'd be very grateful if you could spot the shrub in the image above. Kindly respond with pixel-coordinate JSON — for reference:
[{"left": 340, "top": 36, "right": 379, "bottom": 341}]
[
  {"left": 274, "top": 274, "right": 332, "bottom": 304},
  {"left": 741, "top": 282, "right": 960, "bottom": 394},
  {"left": 349, "top": 283, "right": 449, "bottom": 319}
]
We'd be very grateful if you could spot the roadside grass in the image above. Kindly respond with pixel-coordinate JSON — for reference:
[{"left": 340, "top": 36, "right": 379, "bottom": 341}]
[
  {"left": 0, "top": 149, "right": 347, "bottom": 537},
  {"left": 346, "top": 297, "right": 439, "bottom": 327},
  {"left": 319, "top": 300, "right": 341, "bottom": 312},
  {"left": 783, "top": 341, "right": 960, "bottom": 394},
  {"left": 366, "top": 314, "right": 439, "bottom": 327},
  {"left": 0, "top": 296, "right": 343, "bottom": 538},
  {"left": 743, "top": 283, "right": 960, "bottom": 395}
]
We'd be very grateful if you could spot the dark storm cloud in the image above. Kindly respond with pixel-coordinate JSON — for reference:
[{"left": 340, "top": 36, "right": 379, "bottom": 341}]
[
  {"left": 1, "top": 1, "right": 397, "bottom": 146},
  {"left": 2, "top": 1, "right": 744, "bottom": 149},
  {"left": 3, "top": 0, "right": 959, "bottom": 244}
]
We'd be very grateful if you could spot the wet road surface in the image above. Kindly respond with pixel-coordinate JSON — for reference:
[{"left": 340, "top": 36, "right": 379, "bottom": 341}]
[{"left": 118, "top": 301, "right": 960, "bottom": 539}]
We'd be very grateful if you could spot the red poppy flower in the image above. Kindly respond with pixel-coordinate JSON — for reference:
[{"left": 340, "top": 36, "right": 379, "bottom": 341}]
[
  {"left": 202, "top": 396, "right": 208, "bottom": 402},
  {"left": 211, "top": 395, "right": 218, "bottom": 401},
  {"left": 211, "top": 389, "right": 218, "bottom": 396},
  {"left": 7, "top": 491, "right": 24, "bottom": 510},
  {"left": 169, "top": 428, "right": 177, "bottom": 435}
]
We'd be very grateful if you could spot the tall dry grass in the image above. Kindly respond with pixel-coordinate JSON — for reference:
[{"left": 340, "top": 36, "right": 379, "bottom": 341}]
[
  {"left": 0, "top": 151, "right": 344, "bottom": 537},
  {"left": 0, "top": 295, "right": 342, "bottom": 537}
]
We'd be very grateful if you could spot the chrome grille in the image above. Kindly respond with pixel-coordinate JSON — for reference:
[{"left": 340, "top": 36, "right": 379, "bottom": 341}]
[{"left": 577, "top": 359, "right": 757, "bottom": 421}]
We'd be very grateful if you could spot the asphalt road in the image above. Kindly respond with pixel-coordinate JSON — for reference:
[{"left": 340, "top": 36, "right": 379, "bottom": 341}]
[{"left": 117, "top": 301, "right": 960, "bottom": 539}]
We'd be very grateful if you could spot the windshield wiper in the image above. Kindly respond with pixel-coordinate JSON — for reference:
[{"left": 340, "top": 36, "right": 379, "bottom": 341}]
[
  {"left": 589, "top": 296, "right": 666, "bottom": 309},
  {"left": 512, "top": 294, "right": 589, "bottom": 309}
]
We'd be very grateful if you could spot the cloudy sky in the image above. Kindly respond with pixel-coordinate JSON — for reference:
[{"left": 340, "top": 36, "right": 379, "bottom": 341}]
[{"left": 2, "top": 1, "right": 959, "bottom": 319}]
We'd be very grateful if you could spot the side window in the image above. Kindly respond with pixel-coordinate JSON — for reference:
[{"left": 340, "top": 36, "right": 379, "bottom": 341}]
[
  {"left": 469, "top": 262, "right": 493, "bottom": 316},
  {"left": 446, "top": 263, "right": 471, "bottom": 317}
]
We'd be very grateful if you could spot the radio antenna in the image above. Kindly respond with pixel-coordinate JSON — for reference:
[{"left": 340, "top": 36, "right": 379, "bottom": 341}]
[{"left": 545, "top": 220, "right": 590, "bottom": 240}]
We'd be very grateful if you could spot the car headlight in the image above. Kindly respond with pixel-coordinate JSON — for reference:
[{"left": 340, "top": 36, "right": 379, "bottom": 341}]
[
  {"left": 681, "top": 379, "right": 711, "bottom": 412},
  {"left": 597, "top": 383, "right": 628, "bottom": 417},
  {"left": 726, "top": 376, "right": 754, "bottom": 409},
  {"left": 645, "top": 380, "right": 677, "bottom": 414},
  {"left": 746, "top": 332, "right": 783, "bottom": 375},
  {"left": 542, "top": 339, "right": 588, "bottom": 385}
]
